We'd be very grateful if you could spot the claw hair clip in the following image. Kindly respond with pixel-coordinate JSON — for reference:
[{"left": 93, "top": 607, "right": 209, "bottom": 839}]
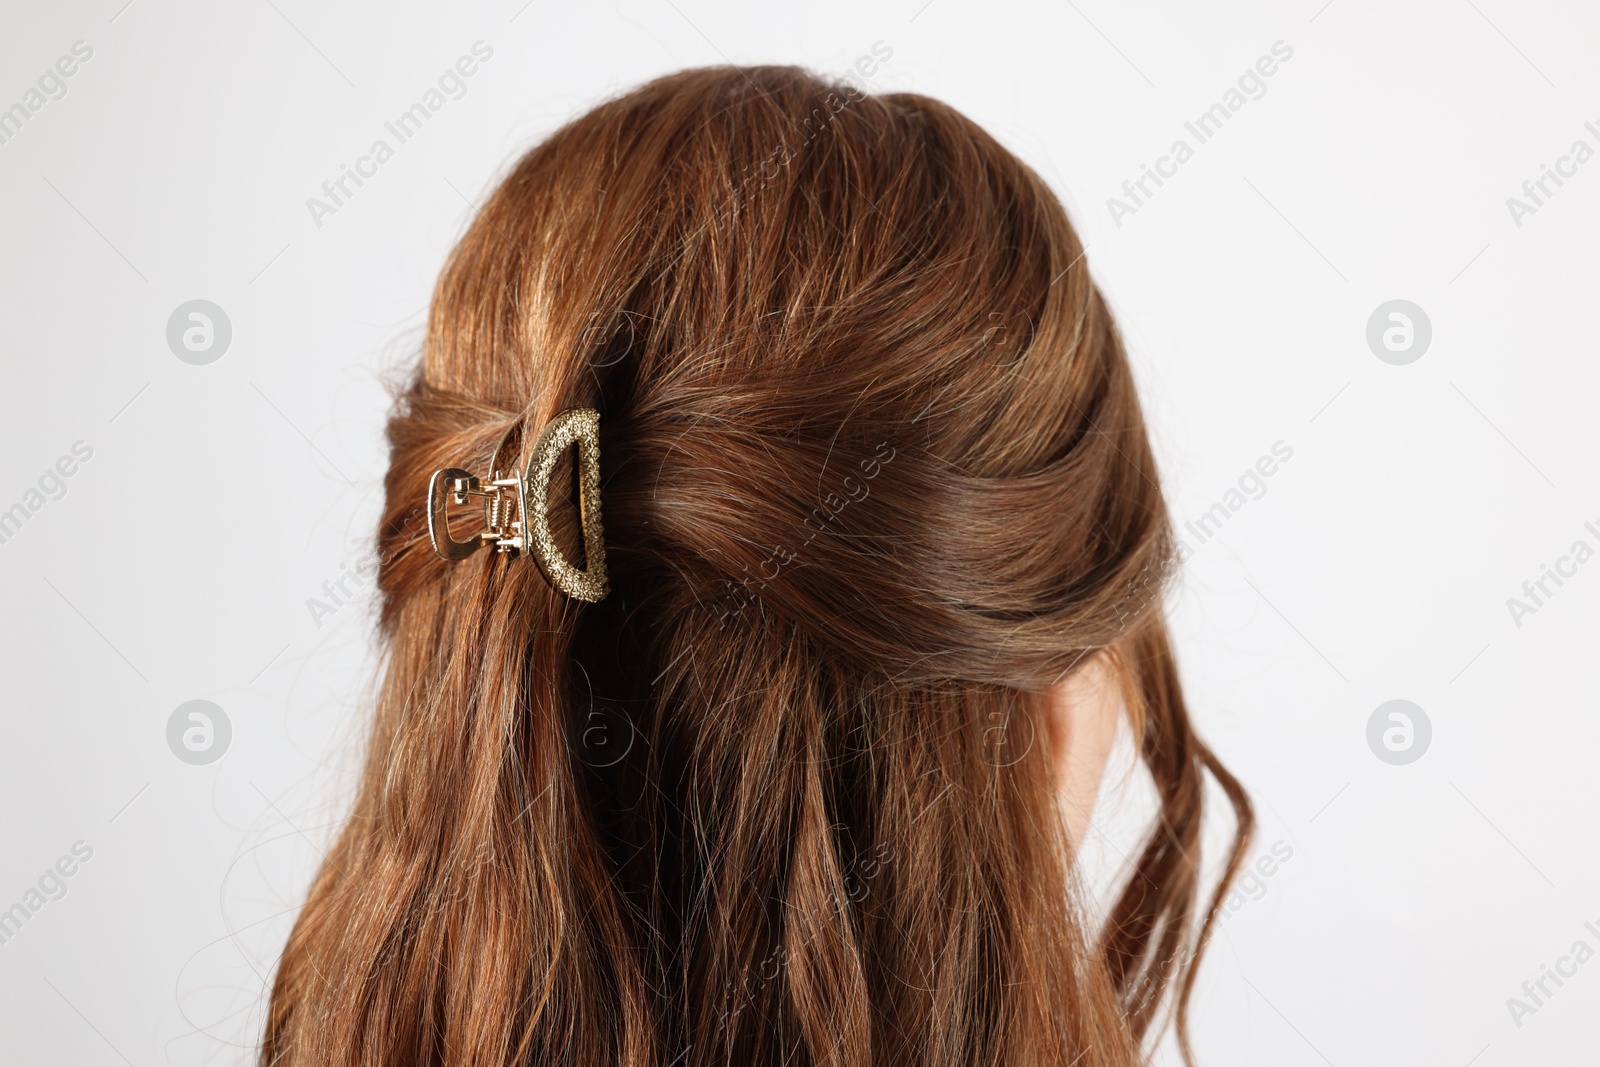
[{"left": 427, "top": 408, "right": 609, "bottom": 603}]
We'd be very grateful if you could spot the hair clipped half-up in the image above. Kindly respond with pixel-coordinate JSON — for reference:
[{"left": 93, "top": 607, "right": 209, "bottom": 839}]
[{"left": 262, "top": 65, "right": 1252, "bottom": 1067}]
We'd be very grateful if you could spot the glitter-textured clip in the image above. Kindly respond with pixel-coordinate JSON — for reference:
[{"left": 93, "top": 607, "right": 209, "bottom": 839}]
[{"left": 426, "top": 408, "right": 609, "bottom": 603}]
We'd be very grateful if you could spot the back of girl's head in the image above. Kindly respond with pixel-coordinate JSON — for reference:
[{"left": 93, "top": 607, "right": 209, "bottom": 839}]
[{"left": 264, "top": 64, "right": 1250, "bottom": 1067}]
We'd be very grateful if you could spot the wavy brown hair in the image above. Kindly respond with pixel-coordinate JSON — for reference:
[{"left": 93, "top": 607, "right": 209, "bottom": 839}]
[{"left": 261, "top": 65, "right": 1252, "bottom": 1067}]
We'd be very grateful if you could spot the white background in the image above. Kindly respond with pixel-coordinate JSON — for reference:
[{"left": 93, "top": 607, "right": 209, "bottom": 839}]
[{"left": 1, "top": 1, "right": 1596, "bottom": 1064}]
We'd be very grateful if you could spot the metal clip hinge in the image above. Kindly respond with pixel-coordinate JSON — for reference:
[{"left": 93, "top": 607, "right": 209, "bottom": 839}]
[{"left": 427, "top": 468, "right": 527, "bottom": 561}]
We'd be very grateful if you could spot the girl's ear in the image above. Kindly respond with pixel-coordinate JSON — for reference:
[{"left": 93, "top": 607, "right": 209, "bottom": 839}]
[{"left": 1046, "top": 647, "right": 1125, "bottom": 848}]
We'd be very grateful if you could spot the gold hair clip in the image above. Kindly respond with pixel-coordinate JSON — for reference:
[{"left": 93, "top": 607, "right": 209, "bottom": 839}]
[{"left": 427, "top": 407, "right": 609, "bottom": 602}]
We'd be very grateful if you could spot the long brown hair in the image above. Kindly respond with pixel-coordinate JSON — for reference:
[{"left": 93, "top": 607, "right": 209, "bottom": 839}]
[{"left": 262, "top": 65, "right": 1252, "bottom": 1067}]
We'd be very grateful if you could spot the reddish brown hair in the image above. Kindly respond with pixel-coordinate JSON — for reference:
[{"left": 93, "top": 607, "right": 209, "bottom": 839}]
[{"left": 262, "top": 65, "right": 1251, "bottom": 1067}]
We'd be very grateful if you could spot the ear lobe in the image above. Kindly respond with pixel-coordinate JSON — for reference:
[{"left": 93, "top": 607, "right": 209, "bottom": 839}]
[{"left": 1049, "top": 650, "right": 1123, "bottom": 847}]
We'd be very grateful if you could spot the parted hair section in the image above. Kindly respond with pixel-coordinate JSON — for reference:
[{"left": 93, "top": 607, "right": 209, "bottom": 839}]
[{"left": 262, "top": 65, "right": 1252, "bottom": 1067}]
